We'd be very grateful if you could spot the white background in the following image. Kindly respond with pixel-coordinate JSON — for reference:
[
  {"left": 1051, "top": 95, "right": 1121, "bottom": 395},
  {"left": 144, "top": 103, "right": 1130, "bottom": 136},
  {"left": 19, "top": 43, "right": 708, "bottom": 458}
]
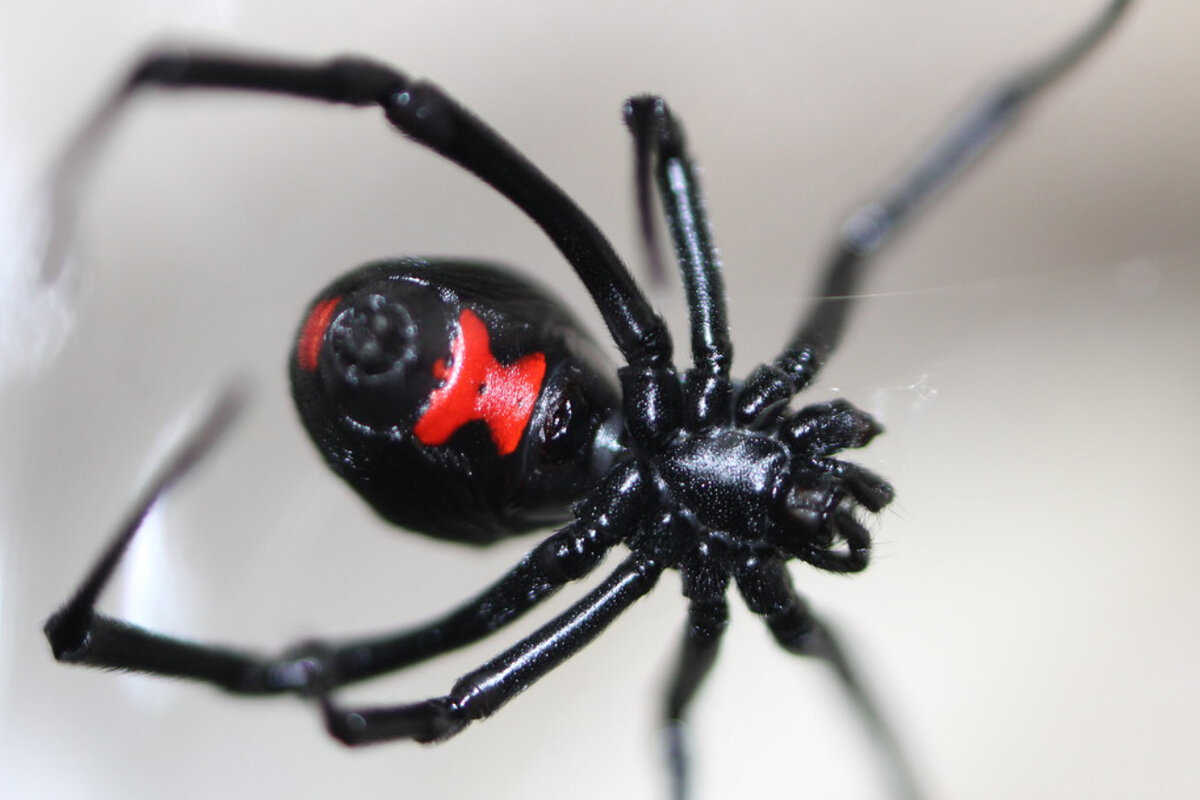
[{"left": 2, "top": 1, "right": 1197, "bottom": 799}]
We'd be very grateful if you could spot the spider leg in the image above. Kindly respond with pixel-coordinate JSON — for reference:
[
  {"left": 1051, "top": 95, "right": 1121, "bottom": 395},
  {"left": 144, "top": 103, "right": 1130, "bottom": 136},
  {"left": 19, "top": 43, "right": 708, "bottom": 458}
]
[
  {"left": 46, "top": 46, "right": 671, "bottom": 370},
  {"left": 661, "top": 594, "right": 730, "bottom": 800},
  {"left": 45, "top": 556, "right": 572, "bottom": 695},
  {"left": 625, "top": 96, "right": 732, "bottom": 430},
  {"left": 45, "top": 383, "right": 651, "bottom": 694},
  {"left": 735, "top": 556, "right": 922, "bottom": 800},
  {"left": 289, "top": 458, "right": 650, "bottom": 690},
  {"left": 320, "top": 552, "right": 665, "bottom": 744},
  {"left": 626, "top": 94, "right": 667, "bottom": 287},
  {"left": 735, "top": 0, "right": 1133, "bottom": 425}
]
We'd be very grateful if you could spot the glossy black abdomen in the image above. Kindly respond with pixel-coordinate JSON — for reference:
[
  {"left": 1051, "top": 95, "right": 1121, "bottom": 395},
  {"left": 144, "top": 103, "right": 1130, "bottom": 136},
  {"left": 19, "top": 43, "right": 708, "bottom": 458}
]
[{"left": 290, "top": 258, "right": 621, "bottom": 544}]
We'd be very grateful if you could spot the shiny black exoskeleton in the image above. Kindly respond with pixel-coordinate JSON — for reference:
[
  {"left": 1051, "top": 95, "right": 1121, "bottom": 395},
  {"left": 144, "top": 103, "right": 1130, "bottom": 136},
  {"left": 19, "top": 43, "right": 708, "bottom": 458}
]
[
  {"left": 44, "top": 4, "right": 1131, "bottom": 799},
  {"left": 290, "top": 258, "right": 622, "bottom": 543}
]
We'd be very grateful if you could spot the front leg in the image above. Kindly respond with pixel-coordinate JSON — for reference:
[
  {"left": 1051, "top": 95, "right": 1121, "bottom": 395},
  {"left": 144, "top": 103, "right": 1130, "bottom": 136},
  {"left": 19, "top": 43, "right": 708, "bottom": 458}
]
[{"left": 47, "top": 45, "right": 670, "bottom": 370}]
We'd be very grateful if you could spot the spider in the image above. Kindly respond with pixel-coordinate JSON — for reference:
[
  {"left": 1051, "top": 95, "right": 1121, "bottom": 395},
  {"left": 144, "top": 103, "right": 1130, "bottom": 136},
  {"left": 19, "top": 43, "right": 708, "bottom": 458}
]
[{"left": 45, "top": 2, "right": 1130, "bottom": 798}]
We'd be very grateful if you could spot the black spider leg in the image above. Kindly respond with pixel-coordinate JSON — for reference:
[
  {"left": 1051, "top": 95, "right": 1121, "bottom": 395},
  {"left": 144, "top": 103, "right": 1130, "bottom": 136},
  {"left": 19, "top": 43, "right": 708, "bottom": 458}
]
[
  {"left": 45, "top": 383, "right": 246, "bottom": 674},
  {"left": 736, "top": 556, "right": 921, "bottom": 800},
  {"left": 48, "top": 446, "right": 663, "bottom": 745},
  {"left": 628, "top": 96, "right": 668, "bottom": 287},
  {"left": 624, "top": 96, "right": 739, "bottom": 799},
  {"left": 321, "top": 549, "right": 665, "bottom": 744},
  {"left": 44, "top": 46, "right": 672, "bottom": 371},
  {"left": 52, "top": 486, "right": 666, "bottom": 747},
  {"left": 736, "top": 0, "right": 1134, "bottom": 424},
  {"left": 625, "top": 96, "right": 732, "bottom": 431},
  {"left": 661, "top": 562, "right": 730, "bottom": 800},
  {"left": 46, "top": 432, "right": 649, "bottom": 696}
]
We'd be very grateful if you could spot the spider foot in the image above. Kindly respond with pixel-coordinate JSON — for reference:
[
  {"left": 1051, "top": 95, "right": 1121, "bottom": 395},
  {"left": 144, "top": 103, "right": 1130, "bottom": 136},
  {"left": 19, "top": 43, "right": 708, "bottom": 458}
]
[{"left": 661, "top": 719, "right": 692, "bottom": 800}]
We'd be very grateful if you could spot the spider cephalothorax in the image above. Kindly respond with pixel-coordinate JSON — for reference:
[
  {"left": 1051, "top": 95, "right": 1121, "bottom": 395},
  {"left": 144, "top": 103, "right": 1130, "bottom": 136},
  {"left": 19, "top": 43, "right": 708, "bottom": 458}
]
[{"left": 44, "top": 4, "right": 1131, "bottom": 799}]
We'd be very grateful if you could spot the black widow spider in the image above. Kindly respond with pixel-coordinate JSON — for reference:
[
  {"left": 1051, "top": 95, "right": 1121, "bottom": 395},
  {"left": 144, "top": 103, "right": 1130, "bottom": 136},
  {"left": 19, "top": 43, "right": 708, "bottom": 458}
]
[{"left": 45, "top": 2, "right": 1131, "bottom": 799}]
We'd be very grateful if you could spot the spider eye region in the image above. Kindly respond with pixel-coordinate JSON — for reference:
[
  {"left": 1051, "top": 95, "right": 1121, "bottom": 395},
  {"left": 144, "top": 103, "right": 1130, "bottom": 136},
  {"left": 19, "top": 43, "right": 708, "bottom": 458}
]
[{"left": 414, "top": 309, "right": 547, "bottom": 456}]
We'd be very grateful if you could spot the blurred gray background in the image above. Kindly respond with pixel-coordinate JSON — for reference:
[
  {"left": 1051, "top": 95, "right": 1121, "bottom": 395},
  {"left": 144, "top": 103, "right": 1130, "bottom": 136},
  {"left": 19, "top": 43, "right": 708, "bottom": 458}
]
[{"left": 2, "top": 1, "right": 1197, "bottom": 798}]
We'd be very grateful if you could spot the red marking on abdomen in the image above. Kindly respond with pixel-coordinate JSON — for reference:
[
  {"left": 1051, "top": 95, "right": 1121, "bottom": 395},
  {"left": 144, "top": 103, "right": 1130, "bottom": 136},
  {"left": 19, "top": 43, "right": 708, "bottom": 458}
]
[
  {"left": 414, "top": 309, "right": 546, "bottom": 456},
  {"left": 297, "top": 296, "right": 341, "bottom": 372}
]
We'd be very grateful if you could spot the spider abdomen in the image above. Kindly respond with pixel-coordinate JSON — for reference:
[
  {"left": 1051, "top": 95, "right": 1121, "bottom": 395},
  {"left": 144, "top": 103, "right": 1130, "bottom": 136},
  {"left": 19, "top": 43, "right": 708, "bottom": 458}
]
[{"left": 289, "top": 258, "right": 622, "bottom": 544}]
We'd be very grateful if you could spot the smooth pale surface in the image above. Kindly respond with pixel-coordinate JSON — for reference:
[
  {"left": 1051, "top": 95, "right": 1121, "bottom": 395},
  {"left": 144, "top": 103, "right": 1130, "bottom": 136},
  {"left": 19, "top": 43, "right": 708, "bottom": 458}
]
[{"left": 2, "top": 2, "right": 1197, "bottom": 799}]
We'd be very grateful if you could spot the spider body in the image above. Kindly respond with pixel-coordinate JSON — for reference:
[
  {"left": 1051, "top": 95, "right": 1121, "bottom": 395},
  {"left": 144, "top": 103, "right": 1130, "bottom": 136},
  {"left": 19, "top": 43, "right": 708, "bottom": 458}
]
[
  {"left": 290, "top": 256, "right": 885, "bottom": 574},
  {"left": 43, "top": 3, "right": 1131, "bottom": 798}
]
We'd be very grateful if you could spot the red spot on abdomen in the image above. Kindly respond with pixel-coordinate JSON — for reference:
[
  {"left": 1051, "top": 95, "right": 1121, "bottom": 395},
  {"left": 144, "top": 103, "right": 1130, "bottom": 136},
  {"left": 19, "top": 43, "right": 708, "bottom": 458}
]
[
  {"left": 297, "top": 296, "right": 341, "bottom": 372},
  {"left": 414, "top": 309, "right": 546, "bottom": 456}
]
